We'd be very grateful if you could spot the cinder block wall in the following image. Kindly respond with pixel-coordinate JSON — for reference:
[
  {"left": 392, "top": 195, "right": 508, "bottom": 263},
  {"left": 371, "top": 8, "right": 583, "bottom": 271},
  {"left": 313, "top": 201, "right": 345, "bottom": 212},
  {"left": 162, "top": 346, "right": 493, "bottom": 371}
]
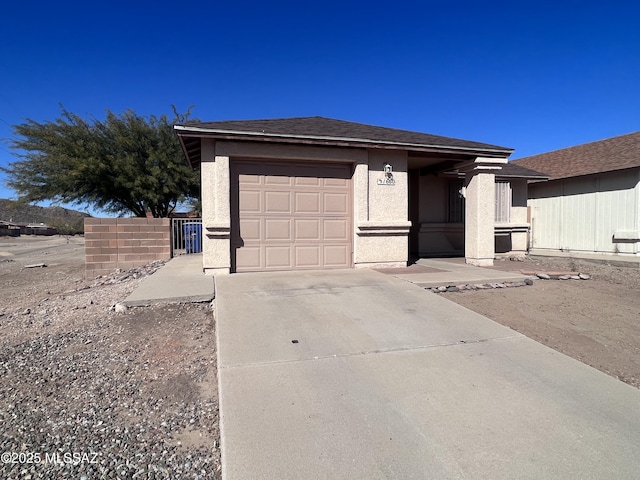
[{"left": 85, "top": 218, "right": 171, "bottom": 277}]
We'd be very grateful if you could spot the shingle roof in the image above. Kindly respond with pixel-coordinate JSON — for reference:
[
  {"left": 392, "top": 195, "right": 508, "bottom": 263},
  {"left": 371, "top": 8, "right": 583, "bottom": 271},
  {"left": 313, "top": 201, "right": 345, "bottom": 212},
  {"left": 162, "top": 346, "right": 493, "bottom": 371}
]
[
  {"left": 498, "top": 162, "right": 548, "bottom": 180},
  {"left": 175, "top": 116, "right": 513, "bottom": 155},
  {"left": 511, "top": 131, "right": 640, "bottom": 181}
]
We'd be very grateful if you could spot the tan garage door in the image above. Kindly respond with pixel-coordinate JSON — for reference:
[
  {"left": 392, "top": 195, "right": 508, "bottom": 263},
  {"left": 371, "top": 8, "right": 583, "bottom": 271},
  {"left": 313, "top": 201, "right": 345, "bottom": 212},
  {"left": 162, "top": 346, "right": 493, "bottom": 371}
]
[{"left": 231, "top": 161, "right": 352, "bottom": 272}]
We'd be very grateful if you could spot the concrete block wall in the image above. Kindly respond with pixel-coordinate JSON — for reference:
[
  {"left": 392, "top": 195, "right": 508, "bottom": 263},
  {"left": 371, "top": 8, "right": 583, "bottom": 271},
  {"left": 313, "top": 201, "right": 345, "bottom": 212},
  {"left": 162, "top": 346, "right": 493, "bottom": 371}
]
[{"left": 85, "top": 218, "right": 171, "bottom": 277}]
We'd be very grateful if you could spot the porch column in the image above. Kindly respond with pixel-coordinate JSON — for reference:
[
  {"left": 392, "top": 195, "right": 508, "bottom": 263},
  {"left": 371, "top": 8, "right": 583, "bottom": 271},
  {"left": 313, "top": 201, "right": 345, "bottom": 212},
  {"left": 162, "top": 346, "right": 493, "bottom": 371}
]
[{"left": 460, "top": 157, "right": 508, "bottom": 267}]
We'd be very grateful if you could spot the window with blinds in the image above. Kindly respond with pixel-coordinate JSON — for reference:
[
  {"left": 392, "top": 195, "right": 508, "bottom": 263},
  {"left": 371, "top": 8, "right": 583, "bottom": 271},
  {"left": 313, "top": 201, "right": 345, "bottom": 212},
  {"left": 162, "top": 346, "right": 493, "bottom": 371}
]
[
  {"left": 495, "top": 181, "right": 512, "bottom": 223},
  {"left": 448, "top": 180, "right": 464, "bottom": 223}
]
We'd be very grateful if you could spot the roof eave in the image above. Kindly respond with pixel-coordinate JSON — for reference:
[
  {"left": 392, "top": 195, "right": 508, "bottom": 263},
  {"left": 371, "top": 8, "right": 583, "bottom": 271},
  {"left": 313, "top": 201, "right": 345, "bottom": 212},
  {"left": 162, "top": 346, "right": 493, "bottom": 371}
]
[
  {"left": 174, "top": 125, "right": 514, "bottom": 158},
  {"left": 176, "top": 134, "right": 195, "bottom": 168},
  {"left": 498, "top": 173, "right": 549, "bottom": 180}
]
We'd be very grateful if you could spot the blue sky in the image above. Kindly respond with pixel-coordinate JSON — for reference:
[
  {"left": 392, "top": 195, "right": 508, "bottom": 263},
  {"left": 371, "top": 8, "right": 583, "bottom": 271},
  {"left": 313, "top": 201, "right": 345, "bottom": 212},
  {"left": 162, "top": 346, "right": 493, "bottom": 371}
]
[{"left": 1, "top": 1, "right": 639, "bottom": 212}]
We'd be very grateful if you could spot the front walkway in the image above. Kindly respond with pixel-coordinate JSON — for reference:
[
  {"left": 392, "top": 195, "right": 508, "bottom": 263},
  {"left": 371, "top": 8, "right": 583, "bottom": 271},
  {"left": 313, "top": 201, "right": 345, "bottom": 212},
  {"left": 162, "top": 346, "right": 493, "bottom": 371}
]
[
  {"left": 122, "top": 254, "right": 214, "bottom": 306},
  {"left": 375, "top": 258, "right": 532, "bottom": 287}
]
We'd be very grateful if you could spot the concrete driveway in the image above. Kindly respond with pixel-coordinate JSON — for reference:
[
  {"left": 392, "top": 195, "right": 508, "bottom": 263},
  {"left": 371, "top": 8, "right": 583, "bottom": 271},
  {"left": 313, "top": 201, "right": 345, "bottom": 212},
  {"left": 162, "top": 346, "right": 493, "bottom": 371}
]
[{"left": 215, "top": 269, "right": 640, "bottom": 479}]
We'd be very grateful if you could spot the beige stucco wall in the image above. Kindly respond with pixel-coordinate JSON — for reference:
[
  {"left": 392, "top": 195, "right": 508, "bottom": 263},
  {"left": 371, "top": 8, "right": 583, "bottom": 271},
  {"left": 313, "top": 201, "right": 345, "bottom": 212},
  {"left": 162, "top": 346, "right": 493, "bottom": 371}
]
[
  {"left": 353, "top": 149, "right": 410, "bottom": 268},
  {"left": 366, "top": 150, "right": 408, "bottom": 222},
  {"left": 510, "top": 179, "right": 528, "bottom": 224}
]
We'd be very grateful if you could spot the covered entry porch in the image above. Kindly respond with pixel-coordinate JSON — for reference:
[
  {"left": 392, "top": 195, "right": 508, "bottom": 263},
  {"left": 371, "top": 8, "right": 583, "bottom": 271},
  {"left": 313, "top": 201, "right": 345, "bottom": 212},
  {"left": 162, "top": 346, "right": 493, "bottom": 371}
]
[{"left": 409, "top": 159, "right": 545, "bottom": 263}]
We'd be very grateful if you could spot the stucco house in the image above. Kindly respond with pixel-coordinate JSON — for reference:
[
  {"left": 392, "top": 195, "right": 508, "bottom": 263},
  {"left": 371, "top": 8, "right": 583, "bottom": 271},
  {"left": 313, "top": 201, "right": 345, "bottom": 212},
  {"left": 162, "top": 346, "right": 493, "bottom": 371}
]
[
  {"left": 175, "top": 117, "right": 544, "bottom": 274},
  {"left": 512, "top": 131, "right": 640, "bottom": 257}
]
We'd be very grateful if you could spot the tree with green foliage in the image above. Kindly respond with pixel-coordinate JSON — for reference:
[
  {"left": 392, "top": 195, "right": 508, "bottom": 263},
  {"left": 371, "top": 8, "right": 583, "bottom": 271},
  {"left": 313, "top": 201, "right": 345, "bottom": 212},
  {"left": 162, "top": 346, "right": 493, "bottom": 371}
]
[
  {"left": 1, "top": 107, "right": 200, "bottom": 218},
  {"left": 48, "top": 218, "right": 85, "bottom": 242}
]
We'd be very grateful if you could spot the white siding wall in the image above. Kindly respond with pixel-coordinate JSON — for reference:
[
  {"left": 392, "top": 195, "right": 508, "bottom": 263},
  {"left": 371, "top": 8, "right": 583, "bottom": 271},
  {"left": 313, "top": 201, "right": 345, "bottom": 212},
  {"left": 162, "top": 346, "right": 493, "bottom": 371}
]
[{"left": 529, "top": 168, "right": 640, "bottom": 254}]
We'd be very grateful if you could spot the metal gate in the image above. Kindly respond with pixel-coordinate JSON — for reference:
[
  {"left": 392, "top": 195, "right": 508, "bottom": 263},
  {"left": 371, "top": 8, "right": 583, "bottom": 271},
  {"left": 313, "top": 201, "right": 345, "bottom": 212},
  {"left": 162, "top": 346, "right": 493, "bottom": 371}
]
[{"left": 170, "top": 218, "right": 203, "bottom": 257}]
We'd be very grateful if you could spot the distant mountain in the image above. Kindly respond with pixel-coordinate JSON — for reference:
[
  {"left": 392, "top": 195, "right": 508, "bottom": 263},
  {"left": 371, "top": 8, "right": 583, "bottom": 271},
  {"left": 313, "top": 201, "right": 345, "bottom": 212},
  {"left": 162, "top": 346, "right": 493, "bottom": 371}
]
[{"left": 0, "top": 199, "right": 91, "bottom": 225}]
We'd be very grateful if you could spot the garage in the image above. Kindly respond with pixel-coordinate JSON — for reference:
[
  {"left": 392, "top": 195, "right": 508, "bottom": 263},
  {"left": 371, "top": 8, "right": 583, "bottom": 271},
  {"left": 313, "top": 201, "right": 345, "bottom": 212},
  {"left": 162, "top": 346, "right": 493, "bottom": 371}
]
[{"left": 230, "top": 161, "right": 353, "bottom": 272}]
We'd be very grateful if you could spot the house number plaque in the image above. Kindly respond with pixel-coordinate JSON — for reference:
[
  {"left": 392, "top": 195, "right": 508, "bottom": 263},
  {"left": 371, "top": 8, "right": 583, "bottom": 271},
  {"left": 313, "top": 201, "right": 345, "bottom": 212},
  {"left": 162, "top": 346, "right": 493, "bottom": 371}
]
[
  {"left": 377, "top": 177, "right": 395, "bottom": 185},
  {"left": 377, "top": 163, "right": 395, "bottom": 185}
]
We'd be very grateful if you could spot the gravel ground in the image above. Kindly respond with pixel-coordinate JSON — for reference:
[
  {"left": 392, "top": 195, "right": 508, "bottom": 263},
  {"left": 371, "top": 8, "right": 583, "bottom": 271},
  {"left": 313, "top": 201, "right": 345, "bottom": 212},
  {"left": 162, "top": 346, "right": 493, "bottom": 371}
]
[{"left": 0, "top": 237, "right": 221, "bottom": 479}]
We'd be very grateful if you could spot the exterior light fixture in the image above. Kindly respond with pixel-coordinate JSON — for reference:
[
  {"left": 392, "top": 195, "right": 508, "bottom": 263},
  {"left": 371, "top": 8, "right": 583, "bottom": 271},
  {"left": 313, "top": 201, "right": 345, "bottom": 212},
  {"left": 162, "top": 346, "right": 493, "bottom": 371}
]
[{"left": 377, "top": 163, "right": 395, "bottom": 185}]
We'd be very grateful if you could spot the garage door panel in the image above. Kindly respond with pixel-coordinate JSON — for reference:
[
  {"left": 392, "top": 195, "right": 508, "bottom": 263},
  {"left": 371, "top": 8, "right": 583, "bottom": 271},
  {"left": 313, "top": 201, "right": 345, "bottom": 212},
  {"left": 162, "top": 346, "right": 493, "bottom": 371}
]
[
  {"left": 295, "top": 219, "right": 321, "bottom": 241},
  {"left": 324, "top": 193, "right": 349, "bottom": 215},
  {"left": 295, "top": 192, "right": 321, "bottom": 214},
  {"left": 232, "top": 161, "right": 352, "bottom": 273},
  {"left": 265, "top": 246, "right": 291, "bottom": 268},
  {"left": 324, "top": 177, "right": 350, "bottom": 188},
  {"left": 294, "top": 245, "right": 321, "bottom": 268},
  {"left": 239, "top": 173, "right": 261, "bottom": 185},
  {"left": 240, "top": 191, "right": 261, "bottom": 213},
  {"left": 240, "top": 218, "right": 261, "bottom": 241},
  {"left": 264, "top": 175, "right": 292, "bottom": 186},
  {"left": 265, "top": 218, "right": 292, "bottom": 241},
  {"left": 265, "top": 191, "right": 291, "bottom": 213},
  {"left": 323, "top": 219, "right": 349, "bottom": 241},
  {"left": 324, "top": 245, "right": 350, "bottom": 267},
  {"left": 294, "top": 176, "right": 321, "bottom": 187},
  {"left": 236, "top": 247, "right": 261, "bottom": 270}
]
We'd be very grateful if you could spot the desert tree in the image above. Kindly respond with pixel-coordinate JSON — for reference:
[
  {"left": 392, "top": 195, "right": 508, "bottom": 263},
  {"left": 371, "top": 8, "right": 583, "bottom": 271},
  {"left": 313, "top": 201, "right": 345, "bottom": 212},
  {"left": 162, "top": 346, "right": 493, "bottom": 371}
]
[{"left": 2, "top": 106, "right": 200, "bottom": 217}]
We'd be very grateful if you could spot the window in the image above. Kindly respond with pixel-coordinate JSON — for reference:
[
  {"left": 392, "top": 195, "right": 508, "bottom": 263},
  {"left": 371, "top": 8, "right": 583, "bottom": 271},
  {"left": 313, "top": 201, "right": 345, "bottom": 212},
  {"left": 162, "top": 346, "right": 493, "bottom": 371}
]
[
  {"left": 448, "top": 180, "right": 464, "bottom": 223},
  {"left": 495, "top": 181, "right": 512, "bottom": 223}
]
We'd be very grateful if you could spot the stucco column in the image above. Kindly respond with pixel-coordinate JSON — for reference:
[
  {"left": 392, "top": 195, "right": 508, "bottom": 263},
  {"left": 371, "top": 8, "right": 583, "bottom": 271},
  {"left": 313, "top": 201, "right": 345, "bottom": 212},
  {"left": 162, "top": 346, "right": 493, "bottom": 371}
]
[
  {"left": 200, "top": 139, "right": 231, "bottom": 275},
  {"left": 460, "top": 157, "right": 508, "bottom": 266},
  {"left": 464, "top": 170, "right": 495, "bottom": 266}
]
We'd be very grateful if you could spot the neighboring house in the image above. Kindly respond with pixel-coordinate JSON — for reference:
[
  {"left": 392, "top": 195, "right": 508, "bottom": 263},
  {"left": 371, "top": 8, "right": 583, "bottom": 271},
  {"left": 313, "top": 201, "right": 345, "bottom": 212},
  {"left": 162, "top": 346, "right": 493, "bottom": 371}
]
[
  {"left": 25, "top": 223, "right": 57, "bottom": 236},
  {"left": 512, "top": 131, "right": 640, "bottom": 256},
  {"left": 0, "top": 221, "right": 57, "bottom": 236},
  {"left": 0, "top": 221, "right": 21, "bottom": 237},
  {"left": 175, "top": 117, "right": 544, "bottom": 274}
]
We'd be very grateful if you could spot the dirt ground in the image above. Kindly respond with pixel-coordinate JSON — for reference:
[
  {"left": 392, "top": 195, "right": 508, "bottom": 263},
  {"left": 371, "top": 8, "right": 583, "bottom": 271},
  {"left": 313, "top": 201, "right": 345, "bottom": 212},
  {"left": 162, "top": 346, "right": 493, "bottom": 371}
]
[
  {"left": 0, "top": 236, "right": 221, "bottom": 479},
  {"left": 443, "top": 256, "right": 640, "bottom": 390}
]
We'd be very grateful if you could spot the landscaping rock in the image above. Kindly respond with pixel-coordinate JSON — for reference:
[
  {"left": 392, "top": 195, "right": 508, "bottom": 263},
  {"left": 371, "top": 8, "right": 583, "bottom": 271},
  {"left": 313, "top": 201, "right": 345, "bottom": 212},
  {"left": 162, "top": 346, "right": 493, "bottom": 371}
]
[
  {"left": 114, "top": 303, "right": 128, "bottom": 313},
  {"left": 536, "top": 273, "right": 551, "bottom": 280}
]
